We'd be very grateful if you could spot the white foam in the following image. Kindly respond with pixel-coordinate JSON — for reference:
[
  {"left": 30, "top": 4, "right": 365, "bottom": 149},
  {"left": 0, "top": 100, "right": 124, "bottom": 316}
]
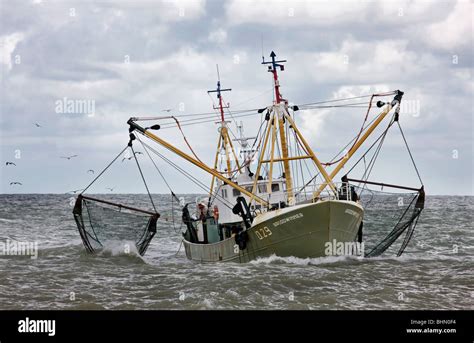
[
  {"left": 98, "top": 240, "right": 143, "bottom": 259},
  {"left": 250, "top": 254, "right": 363, "bottom": 266}
]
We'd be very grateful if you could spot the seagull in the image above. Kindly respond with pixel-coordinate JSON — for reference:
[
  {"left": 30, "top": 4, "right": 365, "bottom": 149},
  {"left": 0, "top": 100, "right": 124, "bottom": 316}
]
[
  {"left": 60, "top": 155, "right": 78, "bottom": 160},
  {"left": 10, "top": 182, "right": 22, "bottom": 186},
  {"left": 121, "top": 151, "right": 143, "bottom": 162},
  {"left": 34, "top": 123, "right": 41, "bottom": 127},
  {"left": 5, "top": 162, "right": 16, "bottom": 166},
  {"left": 87, "top": 169, "right": 94, "bottom": 174},
  {"left": 66, "top": 189, "right": 84, "bottom": 194},
  {"left": 162, "top": 109, "right": 173, "bottom": 113},
  {"left": 106, "top": 187, "right": 115, "bottom": 192}
]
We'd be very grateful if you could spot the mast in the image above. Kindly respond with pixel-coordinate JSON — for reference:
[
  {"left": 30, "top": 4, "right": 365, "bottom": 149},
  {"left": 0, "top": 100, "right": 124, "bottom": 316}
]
[
  {"left": 251, "top": 51, "right": 337, "bottom": 202},
  {"left": 262, "top": 51, "right": 294, "bottom": 200},
  {"left": 207, "top": 65, "right": 240, "bottom": 179}
]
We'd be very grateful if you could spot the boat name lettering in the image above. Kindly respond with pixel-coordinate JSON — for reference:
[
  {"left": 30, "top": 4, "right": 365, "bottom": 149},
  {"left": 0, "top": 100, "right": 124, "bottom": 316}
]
[
  {"left": 344, "top": 209, "right": 359, "bottom": 217},
  {"left": 272, "top": 213, "right": 304, "bottom": 227}
]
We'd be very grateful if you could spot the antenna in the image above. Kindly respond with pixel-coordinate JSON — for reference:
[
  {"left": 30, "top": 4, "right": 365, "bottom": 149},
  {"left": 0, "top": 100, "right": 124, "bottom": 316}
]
[
  {"left": 261, "top": 35, "right": 264, "bottom": 63},
  {"left": 261, "top": 51, "right": 287, "bottom": 103},
  {"left": 207, "top": 66, "right": 231, "bottom": 122}
]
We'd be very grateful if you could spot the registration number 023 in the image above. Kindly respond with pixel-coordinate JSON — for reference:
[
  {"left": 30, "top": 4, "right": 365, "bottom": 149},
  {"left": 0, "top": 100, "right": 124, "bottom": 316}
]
[{"left": 255, "top": 227, "right": 272, "bottom": 240}]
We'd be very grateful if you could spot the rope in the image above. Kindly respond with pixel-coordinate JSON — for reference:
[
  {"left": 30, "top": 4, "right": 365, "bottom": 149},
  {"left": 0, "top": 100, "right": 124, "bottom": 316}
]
[
  {"left": 321, "top": 96, "right": 376, "bottom": 166},
  {"left": 159, "top": 111, "right": 258, "bottom": 129},
  {"left": 294, "top": 109, "right": 385, "bottom": 193},
  {"left": 171, "top": 116, "right": 204, "bottom": 163},
  {"left": 296, "top": 91, "right": 396, "bottom": 107},
  {"left": 131, "top": 145, "right": 157, "bottom": 213},
  {"left": 80, "top": 145, "right": 129, "bottom": 194},
  {"left": 137, "top": 135, "right": 235, "bottom": 210},
  {"left": 358, "top": 119, "right": 391, "bottom": 195},
  {"left": 138, "top": 136, "right": 177, "bottom": 200},
  {"left": 175, "top": 239, "right": 184, "bottom": 256},
  {"left": 345, "top": 116, "right": 395, "bottom": 176},
  {"left": 397, "top": 122, "right": 423, "bottom": 185},
  {"left": 136, "top": 135, "right": 182, "bottom": 231}
]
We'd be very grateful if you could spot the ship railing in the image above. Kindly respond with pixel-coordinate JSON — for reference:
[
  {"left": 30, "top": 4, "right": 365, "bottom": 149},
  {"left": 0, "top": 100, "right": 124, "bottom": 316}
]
[
  {"left": 282, "top": 182, "right": 354, "bottom": 206},
  {"left": 224, "top": 182, "right": 356, "bottom": 213}
]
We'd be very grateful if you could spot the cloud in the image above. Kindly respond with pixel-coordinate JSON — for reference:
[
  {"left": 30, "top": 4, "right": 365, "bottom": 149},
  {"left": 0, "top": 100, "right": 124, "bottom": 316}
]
[
  {"left": 208, "top": 28, "right": 227, "bottom": 44},
  {"left": 224, "top": 0, "right": 449, "bottom": 26},
  {"left": 0, "top": 32, "right": 25, "bottom": 71},
  {"left": 291, "top": 39, "right": 426, "bottom": 85},
  {"left": 0, "top": 0, "right": 472, "bottom": 194},
  {"left": 224, "top": 0, "right": 369, "bottom": 26},
  {"left": 424, "top": 0, "right": 472, "bottom": 50}
]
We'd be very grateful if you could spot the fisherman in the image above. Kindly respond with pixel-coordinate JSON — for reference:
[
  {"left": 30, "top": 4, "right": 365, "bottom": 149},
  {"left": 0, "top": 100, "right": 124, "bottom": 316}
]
[
  {"left": 350, "top": 186, "right": 359, "bottom": 202},
  {"left": 197, "top": 202, "right": 207, "bottom": 221}
]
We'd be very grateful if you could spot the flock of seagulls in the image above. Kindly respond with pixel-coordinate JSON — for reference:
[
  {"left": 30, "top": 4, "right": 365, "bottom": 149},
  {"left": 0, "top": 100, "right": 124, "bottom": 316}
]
[
  {"left": 121, "top": 151, "right": 143, "bottom": 162},
  {"left": 5, "top": 122, "right": 146, "bottom": 192},
  {"left": 6, "top": 162, "right": 21, "bottom": 185}
]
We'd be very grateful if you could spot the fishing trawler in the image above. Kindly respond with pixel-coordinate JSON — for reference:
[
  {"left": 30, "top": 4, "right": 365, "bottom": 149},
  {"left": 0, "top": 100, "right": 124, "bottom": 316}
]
[{"left": 73, "top": 51, "right": 424, "bottom": 262}]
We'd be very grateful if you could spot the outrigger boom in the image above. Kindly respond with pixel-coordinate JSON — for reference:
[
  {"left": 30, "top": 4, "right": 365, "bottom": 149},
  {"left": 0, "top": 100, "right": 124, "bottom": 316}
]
[{"left": 127, "top": 118, "right": 269, "bottom": 206}]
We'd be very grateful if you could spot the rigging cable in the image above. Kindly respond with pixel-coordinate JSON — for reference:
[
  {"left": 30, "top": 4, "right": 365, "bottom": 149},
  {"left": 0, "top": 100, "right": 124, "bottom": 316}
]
[
  {"left": 397, "top": 121, "right": 423, "bottom": 185},
  {"left": 137, "top": 136, "right": 181, "bottom": 231},
  {"left": 131, "top": 144, "right": 157, "bottom": 213},
  {"left": 80, "top": 145, "right": 129, "bottom": 195},
  {"left": 137, "top": 135, "right": 235, "bottom": 210}
]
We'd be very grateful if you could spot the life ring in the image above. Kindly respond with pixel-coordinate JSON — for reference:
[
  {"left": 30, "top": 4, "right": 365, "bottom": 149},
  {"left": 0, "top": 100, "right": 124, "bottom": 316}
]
[{"left": 213, "top": 205, "right": 219, "bottom": 220}]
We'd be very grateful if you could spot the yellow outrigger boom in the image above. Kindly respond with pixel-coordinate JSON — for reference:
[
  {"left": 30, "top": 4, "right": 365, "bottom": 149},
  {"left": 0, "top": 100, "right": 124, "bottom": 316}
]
[
  {"left": 127, "top": 118, "right": 269, "bottom": 206},
  {"left": 312, "top": 91, "right": 404, "bottom": 199}
]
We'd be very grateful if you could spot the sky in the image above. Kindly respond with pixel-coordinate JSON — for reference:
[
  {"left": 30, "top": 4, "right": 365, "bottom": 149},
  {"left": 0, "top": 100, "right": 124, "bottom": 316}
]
[{"left": 0, "top": 0, "right": 472, "bottom": 195}]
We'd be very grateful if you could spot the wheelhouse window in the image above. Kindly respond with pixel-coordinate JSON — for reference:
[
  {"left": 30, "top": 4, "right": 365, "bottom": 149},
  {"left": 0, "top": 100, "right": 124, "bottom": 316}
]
[
  {"left": 233, "top": 189, "right": 241, "bottom": 197},
  {"left": 271, "top": 183, "right": 280, "bottom": 192},
  {"left": 222, "top": 189, "right": 228, "bottom": 198}
]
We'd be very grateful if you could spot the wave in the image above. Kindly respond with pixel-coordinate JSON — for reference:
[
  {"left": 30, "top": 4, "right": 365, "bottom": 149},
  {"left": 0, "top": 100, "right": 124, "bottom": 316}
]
[
  {"left": 97, "top": 240, "right": 146, "bottom": 261},
  {"left": 250, "top": 254, "right": 363, "bottom": 266},
  {"left": 0, "top": 217, "right": 20, "bottom": 223},
  {"left": 248, "top": 252, "right": 473, "bottom": 266}
]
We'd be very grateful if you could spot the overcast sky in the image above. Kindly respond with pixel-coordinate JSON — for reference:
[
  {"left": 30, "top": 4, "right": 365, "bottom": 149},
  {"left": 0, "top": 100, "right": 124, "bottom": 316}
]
[{"left": 0, "top": 0, "right": 472, "bottom": 195}]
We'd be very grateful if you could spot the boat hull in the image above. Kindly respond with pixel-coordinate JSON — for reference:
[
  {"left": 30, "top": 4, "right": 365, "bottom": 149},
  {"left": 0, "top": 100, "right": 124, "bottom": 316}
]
[{"left": 183, "top": 200, "right": 364, "bottom": 263}]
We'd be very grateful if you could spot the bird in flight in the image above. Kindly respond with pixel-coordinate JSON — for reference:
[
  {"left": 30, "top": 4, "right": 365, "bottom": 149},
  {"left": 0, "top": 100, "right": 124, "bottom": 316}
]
[
  {"left": 61, "top": 155, "right": 78, "bottom": 160},
  {"left": 162, "top": 109, "right": 172, "bottom": 113},
  {"left": 10, "top": 182, "right": 22, "bottom": 186},
  {"left": 106, "top": 187, "right": 115, "bottom": 192},
  {"left": 121, "top": 151, "right": 143, "bottom": 162},
  {"left": 66, "top": 189, "right": 84, "bottom": 194},
  {"left": 5, "top": 162, "right": 16, "bottom": 166},
  {"left": 34, "top": 123, "right": 42, "bottom": 127},
  {"left": 87, "top": 169, "right": 94, "bottom": 174}
]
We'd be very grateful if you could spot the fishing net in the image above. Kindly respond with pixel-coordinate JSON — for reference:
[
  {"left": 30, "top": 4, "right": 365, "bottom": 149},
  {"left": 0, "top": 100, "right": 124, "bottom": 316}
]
[
  {"left": 350, "top": 185, "right": 424, "bottom": 257},
  {"left": 73, "top": 195, "right": 158, "bottom": 256}
]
